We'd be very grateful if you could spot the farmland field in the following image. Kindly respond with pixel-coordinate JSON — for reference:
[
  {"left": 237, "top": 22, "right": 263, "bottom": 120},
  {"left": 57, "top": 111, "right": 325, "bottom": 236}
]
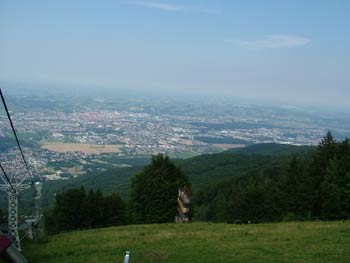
[
  {"left": 24, "top": 221, "right": 350, "bottom": 263},
  {"left": 213, "top": 143, "right": 246, "bottom": 149},
  {"left": 41, "top": 142, "right": 122, "bottom": 155}
]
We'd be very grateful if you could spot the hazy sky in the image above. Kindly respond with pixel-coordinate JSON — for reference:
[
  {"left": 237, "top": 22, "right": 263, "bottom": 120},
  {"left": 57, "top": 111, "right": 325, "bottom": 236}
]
[{"left": 1, "top": 1, "right": 349, "bottom": 108}]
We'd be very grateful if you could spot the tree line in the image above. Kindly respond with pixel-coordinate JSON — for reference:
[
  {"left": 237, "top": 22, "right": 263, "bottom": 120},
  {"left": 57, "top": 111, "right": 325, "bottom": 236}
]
[
  {"left": 45, "top": 188, "right": 126, "bottom": 234},
  {"left": 44, "top": 132, "right": 350, "bottom": 233},
  {"left": 194, "top": 132, "right": 350, "bottom": 222},
  {"left": 45, "top": 155, "right": 189, "bottom": 233}
]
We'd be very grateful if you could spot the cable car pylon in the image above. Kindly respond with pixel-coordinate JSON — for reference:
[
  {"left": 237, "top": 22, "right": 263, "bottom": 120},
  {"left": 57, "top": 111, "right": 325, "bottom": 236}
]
[{"left": 0, "top": 88, "right": 41, "bottom": 251}]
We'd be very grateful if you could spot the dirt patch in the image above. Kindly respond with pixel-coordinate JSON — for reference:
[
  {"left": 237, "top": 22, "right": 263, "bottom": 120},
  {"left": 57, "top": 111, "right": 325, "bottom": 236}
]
[
  {"left": 213, "top": 144, "right": 246, "bottom": 150},
  {"left": 42, "top": 142, "right": 122, "bottom": 155}
]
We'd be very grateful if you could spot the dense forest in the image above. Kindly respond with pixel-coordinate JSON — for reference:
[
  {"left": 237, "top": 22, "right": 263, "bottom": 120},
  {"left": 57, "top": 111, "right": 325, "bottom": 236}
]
[
  {"left": 40, "top": 166, "right": 141, "bottom": 208},
  {"left": 37, "top": 142, "right": 312, "bottom": 210},
  {"left": 44, "top": 132, "right": 350, "bottom": 233},
  {"left": 194, "top": 132, "right": 350, "bottom": 222},
  {"left": 45, "top": 188, "right": 126, "bottom": 234}
]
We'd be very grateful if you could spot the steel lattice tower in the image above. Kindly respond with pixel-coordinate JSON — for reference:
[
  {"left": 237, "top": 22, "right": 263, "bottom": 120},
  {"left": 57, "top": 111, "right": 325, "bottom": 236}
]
[
  {"left": 8, "top": 187, "right": 20, "bottom": 249},
  {"left": 0, "top": 156, "right": 37, "bottom": 250},
  {"left": 0, "top": 88, "right": 40, "bottom": 251},
  {"left": 0, "top": 184, "right": 29, "bottom": 250}
]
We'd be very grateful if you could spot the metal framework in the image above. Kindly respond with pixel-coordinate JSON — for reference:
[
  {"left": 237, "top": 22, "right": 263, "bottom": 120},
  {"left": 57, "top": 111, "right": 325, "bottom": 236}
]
[
  {"left": 0, "top": 156, "right": 36, "bottom": 250},
  {"left": 0, "top": 88, "right": 40, "bottom": 250},
  {"left": 0, "top": 160, "right": 41, "bottom": 250},
  {"left": 0, "top": 184, "right": 30, "bottom": 250}
]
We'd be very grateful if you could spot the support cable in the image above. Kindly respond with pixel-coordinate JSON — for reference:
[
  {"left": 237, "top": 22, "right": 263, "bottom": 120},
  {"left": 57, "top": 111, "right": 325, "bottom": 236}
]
[
  {"left": 0, "top": 88, "right": 34, "bottom": 185},
  {"left": 0, "top": 162, "right": 17, "bottom": 194}
]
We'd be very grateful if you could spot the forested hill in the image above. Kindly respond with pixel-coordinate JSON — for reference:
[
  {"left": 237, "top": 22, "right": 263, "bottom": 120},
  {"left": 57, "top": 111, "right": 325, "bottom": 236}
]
[
  {"left": 39, "top": 143, "right": 312, "bottom": 209},
  {"left": 193, "top": 133, "right": 350, "bottom": 222},
  {"left": 42, "top": 133, "right": 350, "bottom": 236},
  {"left": 39, "top": 166, "right": 140, "bottom": 208},
  {"left": 178, "top": 153, "right": 289, "bottom": 190},
  {"left": 226, "top": 143, "right": 315, "bottom": 156},
  {"left": 176, "top": 143, "right": 314, "bottom": 190}
]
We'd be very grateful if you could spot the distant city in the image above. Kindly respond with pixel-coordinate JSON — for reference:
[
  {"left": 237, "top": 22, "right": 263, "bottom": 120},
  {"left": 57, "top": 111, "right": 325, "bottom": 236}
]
[{"left": 1, "top": 87, "right": 349, "bottom": 182}]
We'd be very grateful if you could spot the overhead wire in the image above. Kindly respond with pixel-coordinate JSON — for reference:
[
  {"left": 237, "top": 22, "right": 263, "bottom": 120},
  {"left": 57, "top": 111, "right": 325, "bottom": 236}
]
[
  {"left": 0, "top": 162, "right": 17, "bottom": 194},
  {"left": 0, "top": 88, "right": 35, "bottom": 213},
  {"left": 0, "top": 88, "right": 39, "bottom": 251},
  {"left": 0, "top": 88, "right": 34, "bottom": 185}
]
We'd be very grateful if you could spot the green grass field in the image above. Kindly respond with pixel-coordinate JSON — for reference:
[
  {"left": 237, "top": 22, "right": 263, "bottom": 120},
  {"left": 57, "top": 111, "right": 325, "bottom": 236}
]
[{"left": 24, "top": 221, "right": 350, "bottom": 263}]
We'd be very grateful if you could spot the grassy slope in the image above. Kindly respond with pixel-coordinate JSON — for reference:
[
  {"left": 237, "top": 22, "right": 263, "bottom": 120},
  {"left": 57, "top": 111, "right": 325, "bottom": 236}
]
[{"left": 24, "top": 221, "right": 350, "bottom": 263}]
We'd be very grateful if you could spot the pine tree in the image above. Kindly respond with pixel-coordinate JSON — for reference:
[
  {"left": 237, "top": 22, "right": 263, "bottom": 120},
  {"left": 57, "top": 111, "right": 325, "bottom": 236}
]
[
  {"left": 104, "top": 193, "right": 125, "bottom": 225},
  {"left": 45, "top": 187, "right": 126, "bottom": 233},
  {"left": 321, "top": 160, "right": 342, "bottom": 217},
  {"left": 129, "top": 154, "right": 190, "bottom": 224},
  {"left": 53, "top": 187, "right": 86, "bottom": 231},
  {"left": 281, "top": 156, "right": 312, "bottom": 218},
  {"left": 309, "top": 131, "right": 337, "bottom": 215}
]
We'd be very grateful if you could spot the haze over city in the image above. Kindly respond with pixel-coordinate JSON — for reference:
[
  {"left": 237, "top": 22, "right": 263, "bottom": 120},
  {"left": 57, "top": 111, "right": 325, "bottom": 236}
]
[
  {"left": 1, "top": 2, "right": 350, "bottom": 262},
  {"left": 1, "top": 0, "right": 349, "bottom": 108}
]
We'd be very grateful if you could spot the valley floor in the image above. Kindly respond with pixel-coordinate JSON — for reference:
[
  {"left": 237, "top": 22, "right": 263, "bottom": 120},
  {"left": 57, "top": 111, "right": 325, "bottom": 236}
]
[{"left": 24, "top": 221, "right": 350, "bottom": 263}]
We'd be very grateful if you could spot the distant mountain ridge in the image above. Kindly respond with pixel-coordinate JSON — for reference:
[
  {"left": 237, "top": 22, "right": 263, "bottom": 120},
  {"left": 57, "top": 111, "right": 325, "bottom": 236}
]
[{"left": 226, "top": 143, "right": 315, "bottom": 156}]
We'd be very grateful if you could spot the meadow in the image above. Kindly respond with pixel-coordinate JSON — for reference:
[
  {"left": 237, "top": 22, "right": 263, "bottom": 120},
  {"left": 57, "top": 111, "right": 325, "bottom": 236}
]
[
  {"left": 24, "top": 221, "right": 350, "bottom": 263},
  {"left": 41, "top": 142, "right": 121, "bottom": 155}
]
